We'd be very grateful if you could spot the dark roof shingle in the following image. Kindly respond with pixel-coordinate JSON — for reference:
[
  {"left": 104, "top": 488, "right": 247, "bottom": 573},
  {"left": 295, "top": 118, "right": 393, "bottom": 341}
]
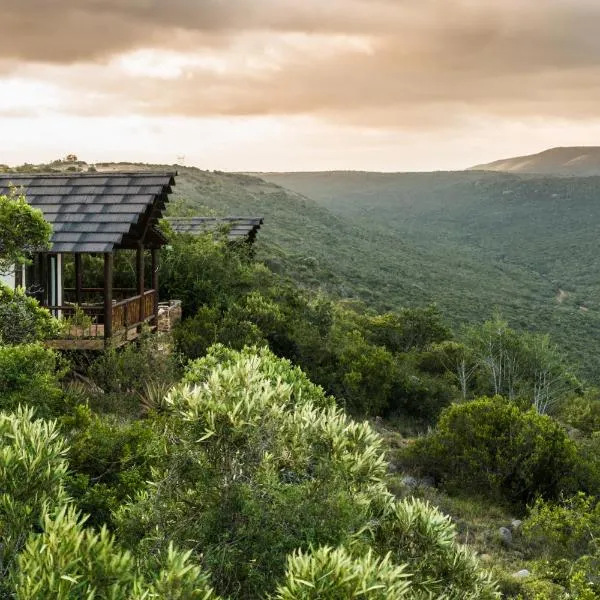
[
  {"left": 0, "top": 172, "right": 176, "bottom": 253},
  {"left": 167, "top": 217, "right": 264, "bottom": 242}
]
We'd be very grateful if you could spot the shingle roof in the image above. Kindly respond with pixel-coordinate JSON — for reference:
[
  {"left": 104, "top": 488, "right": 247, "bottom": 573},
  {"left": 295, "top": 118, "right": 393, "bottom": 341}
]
[
  {"left": 0, "top": 172, "right": 176, "bottom": 253},
  {"left": 167, "top": 217, "right": 264, "bottom": 241}
]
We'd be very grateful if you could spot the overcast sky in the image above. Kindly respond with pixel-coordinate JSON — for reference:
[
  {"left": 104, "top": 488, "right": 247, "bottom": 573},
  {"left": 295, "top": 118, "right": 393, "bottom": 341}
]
[{"left": 1, "top": 0, "right": 600, "bottom": 171}]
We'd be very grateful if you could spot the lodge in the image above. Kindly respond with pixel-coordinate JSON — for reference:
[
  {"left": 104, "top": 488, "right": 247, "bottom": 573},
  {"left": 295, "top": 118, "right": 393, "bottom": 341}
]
[{"left": 0, "top": 171, "right": 176, "bottom": 350}]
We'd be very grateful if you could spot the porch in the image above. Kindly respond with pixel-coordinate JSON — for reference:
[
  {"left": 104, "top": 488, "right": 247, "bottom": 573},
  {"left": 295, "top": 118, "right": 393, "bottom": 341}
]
[
  {"left": 46, "top": 289, "right": 158, "bottom": 350},
  {"left": 41, "top": 245, "right": 161, "bottom": 350}
]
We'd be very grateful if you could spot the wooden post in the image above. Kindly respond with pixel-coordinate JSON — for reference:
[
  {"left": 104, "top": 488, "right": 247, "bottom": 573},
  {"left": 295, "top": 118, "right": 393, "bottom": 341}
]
[
  {"left": 103, "top": 253, "right": 113, "bottom": 345},
  {"left": 136, "top": 243, "right": 145, "bottom": 323},
  {"left": 39, "top": 253, "right": 48, "bottom": 306},
  {"left": 151, "top": 248, "right": 159, "bottom": 327},
  {"left": 74, "top": 254, "right": 83, "bottom": 304}
]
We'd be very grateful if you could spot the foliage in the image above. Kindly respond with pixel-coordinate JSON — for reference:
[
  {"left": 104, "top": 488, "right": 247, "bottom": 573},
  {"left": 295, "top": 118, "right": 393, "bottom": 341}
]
[
  {"left": 273, "top": 546, "right": 411, "bottom": 599},
  {"left": 404, "top": 396, "right": 581, "bottom": 506},
  {"left": 166, "top": 229, "right": 456, "bottom": 420},
  {"left": 13, "top": 505, "right": 221, "bottom": 600},
  {"left": 557, "top": 390, "right": 600, "bottom": 435},
  {"left": 0, "top": 406, "right": 68, "bottom": 590},
  {"left": 0, "top": 283, "right": 58, "bottom": 344},
  {"left": 88, "top": 328, "right": 182, "bottom": 399},
  {"left": 116, "top": 351, "right": 386, "bottom": 597},
  {"left": 368, "top": 496, "right": 499, "bottom": 599},
  {"left": 0, "top": 343, "right": 65, "bottom": 416},
  {"left": 65, "top": 409, "right": 165, "bottom": 529},
  {"left": 183, "top": 344, "right": 334, "bottom": 411},
  {"left": 464, "top": 315, "right": 579, "bottom": 413},
  {"left": 60, "top": 304, "right": 93, "bottom": 339},
  {"left": 0, "top": 188, "right": 52, "bottom": 275},
  {"left": 523, "top": 493, "right": 600, "bottom": 562},
  {"left": 160, "top": 231, "right": 257, "bottom": 316}
]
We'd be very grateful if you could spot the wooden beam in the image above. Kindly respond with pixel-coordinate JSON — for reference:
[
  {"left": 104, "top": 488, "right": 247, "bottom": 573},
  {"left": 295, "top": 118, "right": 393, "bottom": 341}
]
[
  {"left": 136, "top": 243, "right": 145, "bottom": 297},
  {"left": 74, "top": 254, "right": 83, "bottom": 304},
  {"left": 151, "top": 248, "right": 159, "bottom": 326},
  {"left": 103, "top": 253, "right": 113, "bottom": 344},
  {"left": 39, "top": 253, "right": 48, "bottom": 306}
]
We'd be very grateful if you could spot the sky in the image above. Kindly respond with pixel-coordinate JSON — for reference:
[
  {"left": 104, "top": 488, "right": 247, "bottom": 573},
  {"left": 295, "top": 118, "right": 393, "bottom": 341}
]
[{"left": 1, "top": 0, "right": 600, "bottom": 172}]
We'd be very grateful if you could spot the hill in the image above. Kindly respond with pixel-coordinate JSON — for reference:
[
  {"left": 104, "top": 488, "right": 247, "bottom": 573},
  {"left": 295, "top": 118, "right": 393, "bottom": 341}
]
[
  {"left": 256, "top": 170, "right": 600, "bottom": 378},
  {"left": 469, "top": 146, "right": 600, "bottom": 175}
]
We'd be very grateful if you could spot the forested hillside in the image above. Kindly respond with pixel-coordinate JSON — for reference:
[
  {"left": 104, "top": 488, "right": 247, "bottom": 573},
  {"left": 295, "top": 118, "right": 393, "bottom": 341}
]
[{"left": 171, "top": 167, "right": 600, "bottom": 379}]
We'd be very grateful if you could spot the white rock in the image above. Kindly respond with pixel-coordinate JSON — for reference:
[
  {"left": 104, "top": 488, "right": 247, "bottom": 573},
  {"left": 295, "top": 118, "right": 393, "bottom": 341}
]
[{"left": 513, "top": 569, "right": 530, "bottom": 579}]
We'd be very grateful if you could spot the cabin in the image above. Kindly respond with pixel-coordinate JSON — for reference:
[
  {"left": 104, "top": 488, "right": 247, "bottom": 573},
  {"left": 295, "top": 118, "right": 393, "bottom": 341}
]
[
  {"left": 0, "top": 171, "right": 176, "bottom": 350},
  {"left": 167, "top": 217, "right": 264, "bottom": 245}
]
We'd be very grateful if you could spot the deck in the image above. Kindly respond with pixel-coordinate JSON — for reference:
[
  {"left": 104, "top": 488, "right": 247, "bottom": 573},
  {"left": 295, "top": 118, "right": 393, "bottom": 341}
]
[{"left": 46, "top": 289, "right": 158, "bottom": 350}]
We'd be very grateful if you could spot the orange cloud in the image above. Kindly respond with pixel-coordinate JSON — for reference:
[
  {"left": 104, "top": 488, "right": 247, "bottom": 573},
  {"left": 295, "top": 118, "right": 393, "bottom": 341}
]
[{"left": 2, "top": 0, "right": 600, "bottom": 127}]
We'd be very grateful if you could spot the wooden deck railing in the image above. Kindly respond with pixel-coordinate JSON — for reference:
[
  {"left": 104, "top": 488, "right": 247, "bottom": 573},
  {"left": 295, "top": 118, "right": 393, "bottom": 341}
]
[
  {"left": 46, "top": 289, "right": 158, "bottom": 343},
  {"left": 112, "top": 290, "right": 157, "bottom": 331}
]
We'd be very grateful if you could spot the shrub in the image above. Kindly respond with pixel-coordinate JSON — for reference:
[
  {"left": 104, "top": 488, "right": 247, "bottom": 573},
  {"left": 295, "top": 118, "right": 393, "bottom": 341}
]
[
  {"left": 404, "top": 397, "right": 579, "bottom": 506},
  {"left": 0, "top": 407, "right": 68, "bottom": 592},
  {"left": 273, "top": 546, "right": 411, "bottom": 599},
  {"left": 12, "top": 505, "right": 221, "bottom": 599},
  {"left": 183, "top": 344, "right": 334, "bottom": 411},
  {"left": 368, "top": 496, "right": 499, "bottom": 599},
  {"left": 0, "top": 343, "right": 65, "bottom": 416},
  {"left": 523, "top": 493, "right": 600, "bottom": 561},
  {"left": 115, "top": 351, "right": 385, "bottom": 597},
  {"left": 557, "top": 391, "right": 600, "bottom": 435},
  {"left": 88, "top": 329, "right": 181, "bottom": 400},
  {"left": 65, "top": 411, "right": 165, "bottom": 528},
  {"left": 0, "top": 284, "right": 58, "bottom": 344}
]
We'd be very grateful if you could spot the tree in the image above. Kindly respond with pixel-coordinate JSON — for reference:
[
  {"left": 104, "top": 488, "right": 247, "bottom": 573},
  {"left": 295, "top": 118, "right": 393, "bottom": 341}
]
[
  {"left": 464, "top": 314, "right": 526, "bottom": 401},
  {"left": 0, "top": 188, "right": 52, "bottom": 275},
  {"left": 464, "top": 315, "right": 578, "bottom": 413},
  {"left": 429, "top": 341, "right": 478, "bottom": 401},
  {"left": 523, "top": 332, "right": 580, "bottom": 415}
]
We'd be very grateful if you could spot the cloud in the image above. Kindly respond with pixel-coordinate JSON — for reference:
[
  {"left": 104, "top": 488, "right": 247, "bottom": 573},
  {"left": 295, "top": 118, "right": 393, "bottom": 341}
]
[{"left": 2, "top": 0, "right": 600, "bottom": 127}]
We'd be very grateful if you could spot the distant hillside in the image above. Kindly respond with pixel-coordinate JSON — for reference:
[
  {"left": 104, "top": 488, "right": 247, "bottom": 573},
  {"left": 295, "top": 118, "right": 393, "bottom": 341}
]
[
  {"left": 469, "top": 147, "right": 600, "bottom": 176},
  {"left": 258, "top": 170, "right": 600, "bottom": 379}
]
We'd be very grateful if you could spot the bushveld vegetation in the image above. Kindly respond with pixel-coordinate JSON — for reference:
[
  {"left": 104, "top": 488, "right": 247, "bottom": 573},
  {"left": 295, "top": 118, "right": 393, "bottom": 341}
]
[{"left": 2, "top": 178, "right": 600, "bottom": 598}]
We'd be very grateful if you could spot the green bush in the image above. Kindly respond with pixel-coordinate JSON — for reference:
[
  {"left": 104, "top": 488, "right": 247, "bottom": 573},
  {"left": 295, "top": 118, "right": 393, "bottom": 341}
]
[
  {"left": 404, "top": 397, "right": 580, "bottom": 505},
  {"left": 0, "top": 407, "right": 68, "bottom": 591},
  {"left": 88, "top": 329, "right": 181, "bottom": 403},
  {"left": 557, "top": 391, "right": 600, "bottom": 435},
  {"left": 13, "top": 505, "right": 221, "bottom": 600},
  {"left": 183, "top": 344, "right": 334, "bottom": 411},
  {"left": 523, "top": 493, "right": 600, "bottom": 561},
  {"left": 115, "top": 350, "right": 386, "bottom": 597},
  {"left": 0, "top": 343, "right": 65, "bottom": 416},
  {"left": 273, "top": 546, "right": 411, "bottom": 599},
  {"left": 368, "top": 496, "right": 499, "bottom": 599},
  {"left": 65, "top": 410, "right": 165, "bottom": 528},
  {"left": 0, "top": 284, "right": 58, "bottom": 344}
]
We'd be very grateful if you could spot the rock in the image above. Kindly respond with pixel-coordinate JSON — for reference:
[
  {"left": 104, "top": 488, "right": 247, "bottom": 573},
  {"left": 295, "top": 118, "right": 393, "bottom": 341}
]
[
  {"left": 511, "top": 519, "right": 523, "bottom": 531},
  {"left": 498, "top": 526, "right": 512, "bottom": 545},
  {"left": 400, "top": 475, "right": 434, "bottom": 488},
  {"left": 513, "top": 569, "right": 530, "bottom": 579}
]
